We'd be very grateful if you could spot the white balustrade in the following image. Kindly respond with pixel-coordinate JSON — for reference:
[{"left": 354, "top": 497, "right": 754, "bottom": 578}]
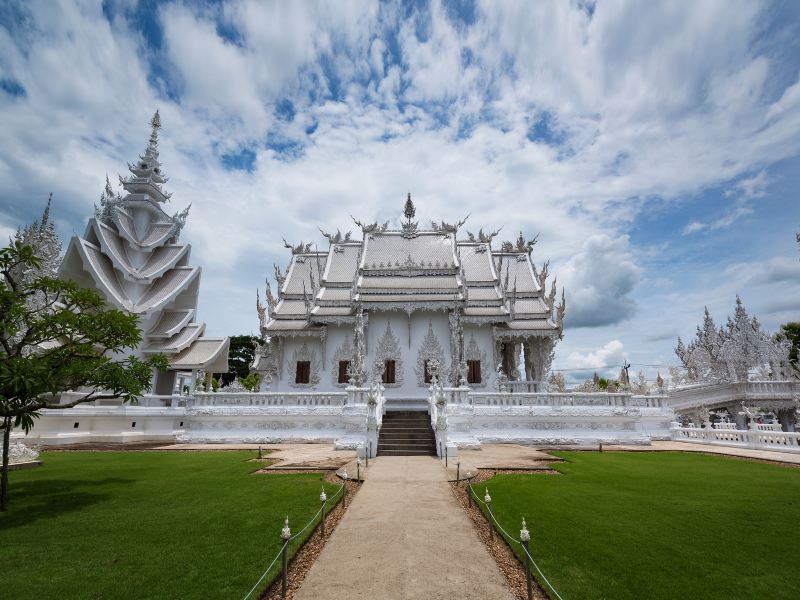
[
  {"left": 469, "top": 392, "right": 665, "bottom": 408},
  {"left": 190, "top": 391, "right": 347, "bottom": 407},
  {"left": 672, "top": 423, "right": 800, "bottom": 452}
]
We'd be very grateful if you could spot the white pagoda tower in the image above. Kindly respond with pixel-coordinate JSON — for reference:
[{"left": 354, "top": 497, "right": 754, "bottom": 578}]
[{"left": 60, "top": 111, "right": 229, "bottom": 397}]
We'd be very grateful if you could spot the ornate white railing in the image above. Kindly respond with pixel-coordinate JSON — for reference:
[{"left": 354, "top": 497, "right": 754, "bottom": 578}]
[
  {"left": 672, "top": 423, "right": 800, "bottom": 452},
  {"left": 51, "top": 391, "right": 180, "bottom": 408},
  {"left": 190, "top": 392, "right": 347, "bottom": 407},
  {"left": 470, "top": 392, "right": 666, "bottom": 408},
  {"left": 669, "top": 380, "right": 799, "bottom": 411}
]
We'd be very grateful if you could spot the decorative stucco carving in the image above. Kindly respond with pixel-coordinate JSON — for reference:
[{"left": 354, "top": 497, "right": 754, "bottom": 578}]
[
  {"left": 373, "top": 322, "right": 403, "bottom": 387},
  {"left": 415, "top": 321, "right": 446, "bottom": 387},
  {"left": 288, "top": 342, "right": 321, "bottom": 388}
]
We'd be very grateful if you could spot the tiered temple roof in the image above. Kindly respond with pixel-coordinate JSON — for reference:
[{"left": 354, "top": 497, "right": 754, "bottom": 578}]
[
  {"left": 60, "top": 111, "right": 229, "bottom": 373},
  {"left": 260, "top": 196, "right": 564, "bottom": 338}
]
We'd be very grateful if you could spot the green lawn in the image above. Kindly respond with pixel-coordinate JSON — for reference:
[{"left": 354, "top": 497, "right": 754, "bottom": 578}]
[
  {"left": 1, "top": 451, "right": 341, "bottom": 600},
  {"left": 478, "top": 452, "right": 800, "bottom": 600}
]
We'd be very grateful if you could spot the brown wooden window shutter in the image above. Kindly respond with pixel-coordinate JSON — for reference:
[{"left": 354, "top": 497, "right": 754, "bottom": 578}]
[
  {"left": 467, "top": 360, "right": 481, "bottom": 384},
  {"left": 338, "top": 360, "right": 350, "bottom": 384},
  {"left": 295, "top": 361, "right": 311, "bottom": 384}
]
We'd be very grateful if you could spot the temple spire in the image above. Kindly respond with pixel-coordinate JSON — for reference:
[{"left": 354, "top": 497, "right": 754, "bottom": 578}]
[
  {"left": 401, "top": 192, "right": 419, "bottom": 238},
  {"left": 148, "top": 110, "right": 161, "bottom": 154},
  {"left": 403, "top": 192, "right": 416, "bottom": 222}
]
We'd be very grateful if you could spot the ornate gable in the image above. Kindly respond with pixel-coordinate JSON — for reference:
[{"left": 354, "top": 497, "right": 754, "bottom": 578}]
[
  {"left": 415, "top": 321, "right": 446, "bottom": 387},
  {"left": 373, "top": 322, "right": 403, "bottom": 387}
]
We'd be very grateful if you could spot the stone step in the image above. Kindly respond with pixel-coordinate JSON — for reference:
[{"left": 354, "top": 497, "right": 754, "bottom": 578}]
[
  {"left": 378, "top": 448, "right": 437, "bottom": 456},
  {"left": 379, "top": 430, "right": 435, "bottom": 438},
  {"left": 378, "top": 444, "right": 437, "bottom": 453}
]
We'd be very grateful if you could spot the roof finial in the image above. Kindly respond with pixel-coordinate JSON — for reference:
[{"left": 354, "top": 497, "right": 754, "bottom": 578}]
[
  {"left": 40, "top": 192, "right": 53, "bottom": 232},
  {"left": 149, "top": 109, "right": 161, "bottom": 150},
  {"left": 404, "top": 192, "right": 415, "bottom": 221}
]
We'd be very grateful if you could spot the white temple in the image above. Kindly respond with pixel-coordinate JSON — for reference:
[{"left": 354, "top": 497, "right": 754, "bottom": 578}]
[
  {"left": 59, "top": 111, "right": 229, "bottom": 394},
  {"left": 181, "top": 198, "right": 673, "bottom": 452},
  {"left": 251, "top": 195, "right": 564, "bottom": 403}
]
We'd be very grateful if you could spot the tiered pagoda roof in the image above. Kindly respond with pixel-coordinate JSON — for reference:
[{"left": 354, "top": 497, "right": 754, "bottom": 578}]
[
  {"left": 260, "top": 196, "right": 564, "bottom": 338},
  {"left": 60, "top": 111, "right": 229, "bottom": 373}
]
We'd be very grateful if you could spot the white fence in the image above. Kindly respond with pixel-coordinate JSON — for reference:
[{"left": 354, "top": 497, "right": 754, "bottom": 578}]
[{"left": 672, "top": 423, "right": 800, "bottom": 453}]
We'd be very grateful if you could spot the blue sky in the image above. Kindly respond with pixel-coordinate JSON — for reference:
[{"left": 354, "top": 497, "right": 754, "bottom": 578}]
[{"left": 1, "top": 0, "right": 799, "bottom": 384}]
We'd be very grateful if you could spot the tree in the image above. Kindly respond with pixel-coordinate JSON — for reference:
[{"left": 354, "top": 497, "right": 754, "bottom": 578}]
[
  {"left": 778, "top": 322, "right": 800, "bottom": 376},
  {"left": 219, "top": 335, "right": 259, "bottom": 386},
  {"left": 0, "top": 241, "right": 167, "bottom": 510},
  {"left": 545, "top": 371, "right": 566, "bottom": 393}
]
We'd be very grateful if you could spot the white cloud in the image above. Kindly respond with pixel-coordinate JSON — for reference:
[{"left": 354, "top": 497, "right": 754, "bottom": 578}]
[
  {"left": 0, "top": 0, "right": 798, "bottom": 368},
  {"left": 559, "top": 234, "right": 641, "bottom": 328},
  {"left": 565, "top": 340, "right": 627, "bottom": 371},
  {"left": 682, "top": 205, "right": 754, "bottom": 235}
]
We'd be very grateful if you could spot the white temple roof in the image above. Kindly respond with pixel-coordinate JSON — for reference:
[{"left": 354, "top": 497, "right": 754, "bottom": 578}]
[
  {"left": 143, "top": 323, "right": 204, "bottom": 353},
  {"left": 281, "top": 253, "right": 328, "bottom": 297},
  {"left": 262, "top": 198, "right": 562, "bottom": 338},
  {"left": 169, "top": 337, "right": 229, "bottom": 371},
  {"left": 147, "top": 309, "right": 195, "bottom": 338},
  {"left": 360, "top": 232, "right": 458, "bottom": 270},
  {"left": 495, "top": 254, "right": 539, "bottom": 294},
  {"left": 322, "top": 243, "right": 361, "bottom": 284},
  {"left": 93, "top": 220, "right": 188, "bottom": 283},
  {"left": 459, "top": 243, "right": 497, "bottom": 282}
]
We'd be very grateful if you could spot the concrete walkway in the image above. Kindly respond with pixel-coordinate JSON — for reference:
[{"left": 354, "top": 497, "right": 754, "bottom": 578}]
[{"left": 293, "top": 456, "right": 515, "bottom": 600}]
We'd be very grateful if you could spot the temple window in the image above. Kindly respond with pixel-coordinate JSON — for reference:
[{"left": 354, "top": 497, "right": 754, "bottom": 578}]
[
  {"left": 383, "top": 360, "right": 396, "bottom": 384},
  {"left": 423, "top": 359, "right": 433, "bottom": 384},
  {"left": 338, "top": 360, "right": 350, "bottom": 384},
  {"left": 295, "top": 361, "right": 311, "bottom": 384},
  {"left": 467, "top": 360, "right": 481, "bottom": 384}
]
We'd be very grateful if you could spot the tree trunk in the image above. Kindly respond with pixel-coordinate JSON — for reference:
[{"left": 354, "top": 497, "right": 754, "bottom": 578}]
[{"left": 1, "top": 417, "right": 10, "bottom": 512}]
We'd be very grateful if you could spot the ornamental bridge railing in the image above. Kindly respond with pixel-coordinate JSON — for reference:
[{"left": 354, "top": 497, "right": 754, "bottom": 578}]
[{"left": 672, "top": 421, "right": 800, "bottom": 453}]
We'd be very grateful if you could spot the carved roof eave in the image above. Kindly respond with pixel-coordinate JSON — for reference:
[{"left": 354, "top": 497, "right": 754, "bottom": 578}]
[
  {"left": 146, "top": 309, "right": 195, "bottom": 338},
  {"left": 112, "top": 206, "right": 177, "bottom": 252},
  {"left": 267, "top": 328, "right": 327, "bottom": 339},
  {"left": 358, "top": 267, "right": 459, "bottom": 278},
  {"left": 168, "top": 337, "right": 230, "bottom": 371},
  {"left": 310, "top": 315, "right": 356, "bottom": 325},
  {"left": 355, "top": 301, "right": 457, "bottom": 314},
  {"left": 91, "top": 219, "right": 189, "bottom": 283},
  {"left": 492, "top": 323, "right": 559, "bottom": 339},
  {"left": 463, "top": 315, "right": 510, "bottom": 325},
  {"left": 74, "top": 236, "right": 201, "bottom": 314},
  {"left": 121, "top": 178, "right": 170, "bottom": 203},
  {"left": 142, "top": 322, "right": 205, "bottom": 354}
]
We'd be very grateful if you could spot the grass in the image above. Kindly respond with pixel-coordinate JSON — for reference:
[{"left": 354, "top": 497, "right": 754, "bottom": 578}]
[
  {"left": 478, "top": 451, "right": 800, "bottom": 600},
  {"left": 1, "top": 451, "right": 342, "bottom": 600}
]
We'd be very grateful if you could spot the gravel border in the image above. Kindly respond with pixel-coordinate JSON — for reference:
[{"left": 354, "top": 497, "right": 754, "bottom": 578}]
[
  {"left": 451, "top": 470, "right": 552, "bottom": 600},
  {"left": 258, "top": 472, "right": 360, "bottom": 600}
]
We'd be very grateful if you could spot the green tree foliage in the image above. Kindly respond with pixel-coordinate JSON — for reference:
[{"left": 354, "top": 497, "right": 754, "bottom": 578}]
[
  {"left": 0, "top": 241, "right": 167, "bottom": 510},
  {"left": 238, "top": 373, "right": 260, "bottom": 391},
  {"left": 220, "top": 335, "right": 259, "bottom": 385}
]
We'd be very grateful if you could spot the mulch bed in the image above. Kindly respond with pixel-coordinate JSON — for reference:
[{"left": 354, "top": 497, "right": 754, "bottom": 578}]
[
  {"left": 258, "top": 471, "right": 360, "bottom": 600},
  {"left": 451, "top": 469, "right": 551, "bottom": 600}
]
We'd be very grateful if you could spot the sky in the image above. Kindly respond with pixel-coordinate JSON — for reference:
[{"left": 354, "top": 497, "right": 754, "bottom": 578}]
[{"left": 1, "top": 0, "right": 799, "bottom": 384}]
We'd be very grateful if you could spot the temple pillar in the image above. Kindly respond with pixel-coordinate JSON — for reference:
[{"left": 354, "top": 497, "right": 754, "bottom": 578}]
[
  {"left": 523, "top": 339, "right": 534, "bottom": 381},
  {"left": 188, "top": 369, "right": 197, "bottom": 396}
]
